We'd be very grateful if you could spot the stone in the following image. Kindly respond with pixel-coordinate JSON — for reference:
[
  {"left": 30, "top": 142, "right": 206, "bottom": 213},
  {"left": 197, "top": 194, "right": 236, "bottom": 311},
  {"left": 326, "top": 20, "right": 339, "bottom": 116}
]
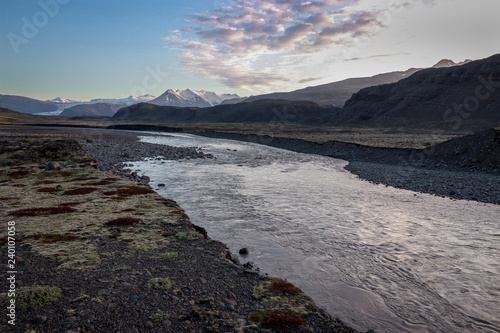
[
  {"left": 45, "top": 161, "right": 61, "bottom": 170},
  {"left": 239, "top": 248, "right": 249, "bottom": 255},
  {"left": 130, "top": 295, "right": 140, "bottom": 303},
  {"left": 33, "top": 315, "right": 48, "bottom": 324},
  {"left": 158, "top": 183, "right": 166, "bottom": 187},
  {"left": 145, "top": 321, "right": 154, "bottom": 329}
]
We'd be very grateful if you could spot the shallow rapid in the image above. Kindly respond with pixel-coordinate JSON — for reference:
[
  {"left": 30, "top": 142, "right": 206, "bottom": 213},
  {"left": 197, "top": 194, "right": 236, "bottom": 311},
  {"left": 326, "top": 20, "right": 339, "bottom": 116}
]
[{"left": 130, "top": 133, "right": 500, "bottom": 333}]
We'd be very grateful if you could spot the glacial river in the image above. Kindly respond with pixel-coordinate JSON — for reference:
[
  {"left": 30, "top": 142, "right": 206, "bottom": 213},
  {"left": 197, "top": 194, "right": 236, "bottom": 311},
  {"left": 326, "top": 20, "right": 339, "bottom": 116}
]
[{"left": 130, "top": 132, "right": 500, "bottom": 333}]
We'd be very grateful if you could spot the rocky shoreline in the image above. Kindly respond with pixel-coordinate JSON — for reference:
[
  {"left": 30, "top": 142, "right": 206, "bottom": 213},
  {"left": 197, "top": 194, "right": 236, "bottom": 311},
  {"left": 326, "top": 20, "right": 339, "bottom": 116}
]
[
  {"left": 0, "top": 126, "right": 359, "bottom": 333},
  {"left": 193, "top": 130, "right": 500, "bottom": 205}
]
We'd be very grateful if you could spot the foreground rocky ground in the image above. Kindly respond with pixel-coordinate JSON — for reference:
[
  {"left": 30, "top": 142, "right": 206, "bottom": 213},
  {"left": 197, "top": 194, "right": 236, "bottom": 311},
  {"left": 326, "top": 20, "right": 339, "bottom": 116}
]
[{"left": 0, "top": 128, "right": 358, "bottom": 333}]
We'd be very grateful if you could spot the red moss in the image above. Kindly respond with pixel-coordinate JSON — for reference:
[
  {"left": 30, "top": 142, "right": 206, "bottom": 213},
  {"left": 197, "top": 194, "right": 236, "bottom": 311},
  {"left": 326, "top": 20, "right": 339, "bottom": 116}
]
[
  {"left": 8, "top": 170, "right": 31, "bottom": 179},
  {"left": 58, "top": 171, "right": 75, "bottom": 177},
  {"left": 35, "top": 180, "right": 58, "bottom": 185},
  {"left": 269, "top": 279, "right": 302, "bottom": 295},
  {"left": 118, "top": 186, "right": 155, "bottom": 196},
  {"left": 250, "top": 310, "right": 305, "bottom": 332},
  {"left": 81, "top": 180, "right": 114, "bottom": 186},
  {"left": 37, "top": 187, "right": 61, "bottom": 193},
  {"left": 103, "top": 190, "right": 116, "bottom": 196},
  {"left": 63, "top": 187, "right": 98, "bottom": 195},
  {"left": 106, "top": 217, "right": 141, "bottom": 226},
  {"left": 12, "top": 184, "right": 27, "bottom": 187},
  {"left": 26, "top": 233, "right": 78, "bottom": 243},
  {"left": 58, "top": 202, "right": 83, "bottom": 207},
  {"left": 10, "top": 206, "right": 77, "bottom": 216},
  {"left": 121, "top": 208, "right": 136, "bottom": 212},
  {"left": 108, "top": 234, "right": 120, "bottom": 239},
  {"left": 102, "top": 177, "right": 120, "bottom": 181},
  {"left": 70, "top": 176, "right": 98, "bottom": 182},
  {"left": 0, "top": 197, "right": 19, "bottom": 201},
  {"left": 133, "top": 213, "right": 145, "bottom": 216}
]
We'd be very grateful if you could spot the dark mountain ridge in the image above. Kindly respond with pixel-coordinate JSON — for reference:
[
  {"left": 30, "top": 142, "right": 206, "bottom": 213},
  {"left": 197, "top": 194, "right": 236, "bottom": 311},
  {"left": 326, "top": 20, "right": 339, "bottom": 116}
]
[
  {"left": 340, "top": 54, "right": 500, "bottom": 130},
  {"left": 113, "top": 99, "right": 339, "bottom": 125},
  {"left": 59, "top": 103, "right": 124, "bottom": 117},
  {"left": 0, "top": 94, "right": 57, "bottom": 114},
  {"left": 241, "top": 68, "right": 423, "bottom": 107}
]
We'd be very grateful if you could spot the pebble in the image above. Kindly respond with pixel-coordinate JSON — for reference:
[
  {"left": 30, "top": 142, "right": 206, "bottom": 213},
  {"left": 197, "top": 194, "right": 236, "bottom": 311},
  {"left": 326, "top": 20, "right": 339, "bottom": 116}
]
[
  {"left": 33, "top": 315, "right": 48, "bottom": 324},
  {"left": 45, "top": 161, "right": 61, "bottom": 170}
]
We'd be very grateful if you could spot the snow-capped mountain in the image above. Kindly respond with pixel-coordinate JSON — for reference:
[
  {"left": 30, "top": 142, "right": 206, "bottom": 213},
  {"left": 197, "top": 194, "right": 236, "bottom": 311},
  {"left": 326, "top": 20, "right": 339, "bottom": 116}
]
[
  {"left": 150, "top": 89, "right": 240, "bottom": 107},
  {"left": 46, "top": 97, "right": 84, "bottom": 104},
  {"left": 36, "top": 95, "right": 157, "bottom": 115}
]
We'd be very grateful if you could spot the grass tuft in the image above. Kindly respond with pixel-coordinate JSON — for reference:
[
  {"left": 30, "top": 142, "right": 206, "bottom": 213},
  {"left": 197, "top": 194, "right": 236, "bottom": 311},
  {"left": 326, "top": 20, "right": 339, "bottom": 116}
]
[
  {"left": 150, "top": 311, "right": 171, "bottom": 322},
  {"left": 15, "top": 286, "right": 62, "bottom": 310},
  {"left": 160, "top": 252, "right": 178, "bottom": 261},
  {"left": 148, "top": 277, "right": 174, "bottom": 290},
  {"left": 176, "top": 231, "right": 203, "bottom": 241}
]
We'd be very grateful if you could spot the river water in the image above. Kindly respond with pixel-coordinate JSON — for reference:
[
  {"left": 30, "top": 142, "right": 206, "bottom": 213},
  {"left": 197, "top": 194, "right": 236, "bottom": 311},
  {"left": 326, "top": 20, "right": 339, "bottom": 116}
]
[{"left": 130, "top": 132, "right": 500, "bottom": 333}]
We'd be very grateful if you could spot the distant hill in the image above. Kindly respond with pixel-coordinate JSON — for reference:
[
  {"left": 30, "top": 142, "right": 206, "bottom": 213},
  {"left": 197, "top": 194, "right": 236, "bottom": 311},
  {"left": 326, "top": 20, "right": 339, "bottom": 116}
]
[
  {"left": 113, "top": 99, "right": 339, "bottom": 125},
  {"left": 339, "top": 54, "right": 500, "bottom": 130},
  {"left": 0, "top": 94, "right": 57, "bottom": 114},
  {"left": 0, "top": 107, "right": 62, "bottom": 123},
  {"left": 59, "top": 103, "right": 124, "bottom": 117}
]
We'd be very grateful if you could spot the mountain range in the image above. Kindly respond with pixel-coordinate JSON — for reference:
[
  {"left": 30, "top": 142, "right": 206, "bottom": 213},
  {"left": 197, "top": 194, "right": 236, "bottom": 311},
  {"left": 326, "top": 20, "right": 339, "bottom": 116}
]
[
  {"left": 0, "top": 90, "right": 238, "bottom": 117},
  {"left": 113, "top": 54, "right": 500, "bottom": 131},
  {"left": 239, "top": 59, "right": 472, "bottom": 107}
]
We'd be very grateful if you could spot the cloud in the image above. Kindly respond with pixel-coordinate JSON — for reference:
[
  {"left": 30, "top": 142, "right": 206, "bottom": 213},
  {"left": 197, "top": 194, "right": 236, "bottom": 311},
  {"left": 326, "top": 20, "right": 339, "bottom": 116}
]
[
  {"left": 345, "top": 52, "right": 411, "bottom": 62},
  {"left": 164, "top": 0, "right": 499, "bottom": 93}
]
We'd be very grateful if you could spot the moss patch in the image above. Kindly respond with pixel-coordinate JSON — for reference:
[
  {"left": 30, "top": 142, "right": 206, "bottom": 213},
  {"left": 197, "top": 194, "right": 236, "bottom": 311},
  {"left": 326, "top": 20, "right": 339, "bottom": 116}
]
[
  {"left": 250, "top": 309, "right": 305, "bottom": 332},
  {"left": 148, "top": 277, "right": 174, "bottom": 290},
  {"left": 15, "top": 285, "right": 62, "bottom": 310}
]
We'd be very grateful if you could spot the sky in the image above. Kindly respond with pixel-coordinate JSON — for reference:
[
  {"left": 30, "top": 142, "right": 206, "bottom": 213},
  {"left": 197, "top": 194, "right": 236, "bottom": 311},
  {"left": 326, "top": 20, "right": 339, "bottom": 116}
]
[{"left": 0, "top": 0, "right": 499, "bottom": 101}]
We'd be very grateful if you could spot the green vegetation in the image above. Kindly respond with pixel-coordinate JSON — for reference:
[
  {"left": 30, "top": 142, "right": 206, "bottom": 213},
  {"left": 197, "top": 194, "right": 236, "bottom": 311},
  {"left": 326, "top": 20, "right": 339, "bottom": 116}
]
[
  {"left": 160, "top": 252, "right": 179, "bottom": 261},
  {"left": 176, "top": 231, "right": 203, "bottom": 241},
  {"left": 15, "top": 285, "right": 62, "bottom": 310},
  {"left": 148, "top": 277, "right": 174, "bottom": 290},
  {"left": 150, "top": 310, "right": 171, "bottom": 322}
]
